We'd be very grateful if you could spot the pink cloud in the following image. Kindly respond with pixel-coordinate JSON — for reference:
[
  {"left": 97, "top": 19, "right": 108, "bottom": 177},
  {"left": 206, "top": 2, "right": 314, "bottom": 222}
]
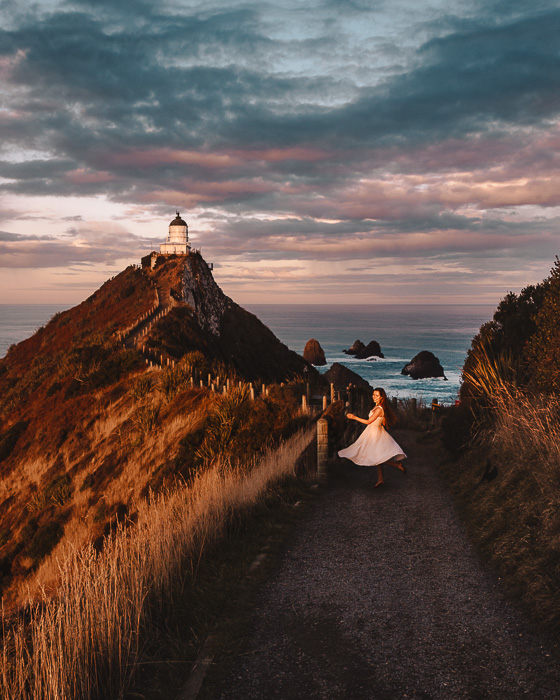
[
  {"left": 100, "top": 148, "right": 242, "bottom": 170},
  {"left": 65, "top": 169, "right": 117, "bottom": 184},
  {"left": 96, "top": 146, "right": 330, "bottom": 174},
  {"left": 231, "top": 147, "right": 330, "bottom": 162}
]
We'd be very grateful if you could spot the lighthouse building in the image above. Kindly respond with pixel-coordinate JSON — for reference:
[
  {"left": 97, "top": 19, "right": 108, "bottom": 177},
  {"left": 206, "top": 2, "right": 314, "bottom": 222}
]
[{"left": 160, "top": 212, "right": 190, "bottom": 255}]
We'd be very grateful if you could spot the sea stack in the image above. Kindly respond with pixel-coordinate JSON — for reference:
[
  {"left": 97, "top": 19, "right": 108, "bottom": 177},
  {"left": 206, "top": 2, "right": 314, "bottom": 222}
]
[
  {"left": 343, "top": 339, "right": 384, "bottom": 359},
  {"left": 343, "top": 339, "right": 366, "bottom": 355},
  {"left": 401, "top": 351, "right": 447, "bottom": 380},
  {"left": 303, "top": 338, "right": 327, "bottom": 366}
]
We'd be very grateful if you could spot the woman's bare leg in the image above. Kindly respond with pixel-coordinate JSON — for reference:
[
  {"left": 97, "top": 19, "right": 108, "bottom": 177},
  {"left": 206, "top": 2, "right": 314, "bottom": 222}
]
[
  {"left": 374, "top": 465, "right": 384, "bottom": 487},
  {"left": 387, "top": 459, "right": 406, "bottom": 474}
]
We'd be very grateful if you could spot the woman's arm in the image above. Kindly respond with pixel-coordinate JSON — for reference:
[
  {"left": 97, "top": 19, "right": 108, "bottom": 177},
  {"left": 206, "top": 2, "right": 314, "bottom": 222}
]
[{"left": 347, "top": 407, "right": 382, "bottom": 425}]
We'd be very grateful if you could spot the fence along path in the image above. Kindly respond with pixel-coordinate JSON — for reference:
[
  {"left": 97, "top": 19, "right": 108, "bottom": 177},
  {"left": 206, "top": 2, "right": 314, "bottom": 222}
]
[
  {"left": 117, "top": 277, "right": 176, "bottom": 350},
  {"left": 114, "top": 278, "right": 397, "bottom": 417},
  {"left": 115, "top": 287, "right": 372, "bottom": 412}
]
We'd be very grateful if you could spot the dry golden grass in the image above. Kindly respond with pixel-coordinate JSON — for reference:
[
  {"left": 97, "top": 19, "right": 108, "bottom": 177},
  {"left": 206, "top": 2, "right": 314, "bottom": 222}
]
[
  {"left": 90, "top": 399, "right": 136, "bottom": 444},
  {"left": 0, "top": 382, "right": 215, "bottom": 609},
  {"left": 488, "top": 388, "right": 560, "bottom": 492},
  {"left": 0, "top": 426, "right": 315, "bottom": 699},
  {"left": 442, "top": 376, "right": 560, "bottom": 631}
]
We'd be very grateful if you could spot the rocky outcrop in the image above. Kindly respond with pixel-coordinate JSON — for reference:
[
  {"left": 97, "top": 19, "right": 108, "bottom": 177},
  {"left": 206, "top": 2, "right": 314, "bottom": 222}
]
[
  {"left": 343, "top": 339, "right": 366, "bottom": 356},
  {"left": 401, "top": 351, "right": 447, "bottom": 380},
  {"left": 303, "top": 339, "right": 327, "bottom": 366},
  {"left": 181, "top": 253, "right": 230, "bottom": 336},
  {"left": 356, "top": 340, "right": 384, "bottom": 359},
  {"left": 323, "top": 362, "right": 371, "bottom": 391},
  {"left": 343, "top": 339, "right": 384, "bottom": 359}
]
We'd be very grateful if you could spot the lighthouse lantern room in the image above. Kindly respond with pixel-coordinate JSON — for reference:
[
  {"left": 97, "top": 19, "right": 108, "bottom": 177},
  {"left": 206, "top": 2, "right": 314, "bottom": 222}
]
[{"left": 160, "top": 211, "right": 190, "bottom": 255}]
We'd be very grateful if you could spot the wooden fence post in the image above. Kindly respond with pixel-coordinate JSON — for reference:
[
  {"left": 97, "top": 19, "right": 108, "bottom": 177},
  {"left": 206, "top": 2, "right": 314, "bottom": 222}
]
[
  {"left": 330, "top": 383, "right": 335, "bottom": 404},
  {"left": 317, "top": 418, "right": 328, "bottom": 484},
  {"left": 322, "top": 395, "right": 328, "bottom": 411}
]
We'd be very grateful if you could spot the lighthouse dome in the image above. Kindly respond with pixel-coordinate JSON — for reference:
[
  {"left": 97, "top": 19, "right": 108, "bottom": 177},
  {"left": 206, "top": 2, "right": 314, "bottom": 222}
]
[{"left": 169, "top": 212, "right": 187, "bottom": 227}]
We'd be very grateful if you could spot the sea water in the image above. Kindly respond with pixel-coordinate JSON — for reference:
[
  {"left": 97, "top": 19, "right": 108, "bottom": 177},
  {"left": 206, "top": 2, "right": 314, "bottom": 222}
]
[
  {"left": 246, "top": 304, "right": 495, "bottom": 405},
  {"left": 0, "top": 305, "right": 72, "bottom": 358},
  {"left": 0, "top": 303, "right": 495, "bottom": 405}
]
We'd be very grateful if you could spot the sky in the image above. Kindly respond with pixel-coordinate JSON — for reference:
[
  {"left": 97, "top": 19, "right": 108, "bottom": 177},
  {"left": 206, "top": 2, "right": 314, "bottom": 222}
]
[{"left": 0, "top": 0, "right": 559, "bottom": 305}]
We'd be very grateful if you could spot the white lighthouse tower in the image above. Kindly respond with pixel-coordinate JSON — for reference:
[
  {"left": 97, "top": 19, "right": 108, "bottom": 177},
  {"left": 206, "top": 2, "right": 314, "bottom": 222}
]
[{"left": 160, "top": 211, "right": 190, "bottom": 255}]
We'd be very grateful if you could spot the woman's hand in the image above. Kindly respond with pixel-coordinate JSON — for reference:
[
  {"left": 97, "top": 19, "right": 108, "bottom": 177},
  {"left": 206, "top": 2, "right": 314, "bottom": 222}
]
[{"left": 347, "top": 413, "right": 355, "bottom": 420}]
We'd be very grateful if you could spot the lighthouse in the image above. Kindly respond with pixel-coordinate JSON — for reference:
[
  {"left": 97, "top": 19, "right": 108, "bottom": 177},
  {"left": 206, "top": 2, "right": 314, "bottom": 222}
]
[{"left": 160, "top": 211, "right": 190, "bottom": 255}]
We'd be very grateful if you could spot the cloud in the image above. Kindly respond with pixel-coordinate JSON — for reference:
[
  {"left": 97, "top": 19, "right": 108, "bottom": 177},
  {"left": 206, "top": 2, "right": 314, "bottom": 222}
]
[
  {"left": 0, "top": 0, "right": 558, "bottom": 300},
  {"left": 0, "top": 224, "right": 153, "bottom": 267}
]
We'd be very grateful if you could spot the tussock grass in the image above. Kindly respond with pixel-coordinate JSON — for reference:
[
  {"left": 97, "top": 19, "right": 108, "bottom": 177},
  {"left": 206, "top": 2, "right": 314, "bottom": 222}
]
[{"left": 0, "top": 427, "right": 315, "bottom": 700}]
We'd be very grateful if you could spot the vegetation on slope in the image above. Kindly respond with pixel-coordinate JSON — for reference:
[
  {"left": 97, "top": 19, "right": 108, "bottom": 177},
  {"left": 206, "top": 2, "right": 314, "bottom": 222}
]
[
  {"left": 0, "top": 256, "right": 314, "bottom": 607},
  {"left": 0, "top": 427, "right": 316, "bottom": 700},
  {"left": 441, "top": 256, "right": 560, "bottom": 631}
]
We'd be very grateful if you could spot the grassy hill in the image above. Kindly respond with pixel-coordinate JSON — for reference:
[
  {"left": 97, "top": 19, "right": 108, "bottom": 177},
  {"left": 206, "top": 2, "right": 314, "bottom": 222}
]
[{"left": 0, "top": 254, "right": 314, "bottom": 607}]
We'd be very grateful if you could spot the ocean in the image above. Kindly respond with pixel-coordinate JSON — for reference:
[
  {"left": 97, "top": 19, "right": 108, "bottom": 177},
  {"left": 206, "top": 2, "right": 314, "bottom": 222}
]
[
  {"left": 0, "top": 305, "right": 73, "bottom": 359},
  {"left": 0, "top": 303, "right": 495, "bottom": 405},
  {"left": 246, "top": 304, "right": 495, "bottom": 405}
]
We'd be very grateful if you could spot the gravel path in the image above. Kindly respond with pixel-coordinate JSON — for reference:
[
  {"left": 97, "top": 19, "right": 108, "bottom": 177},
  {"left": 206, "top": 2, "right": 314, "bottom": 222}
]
[{"left": 200, "top": 431, "right": 560, "bottom": 699}]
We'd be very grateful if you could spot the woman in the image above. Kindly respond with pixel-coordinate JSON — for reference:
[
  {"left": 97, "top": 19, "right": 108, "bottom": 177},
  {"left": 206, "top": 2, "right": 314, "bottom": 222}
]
[{"left": 338, "top": 387, "right": 407, "bottom": 488}]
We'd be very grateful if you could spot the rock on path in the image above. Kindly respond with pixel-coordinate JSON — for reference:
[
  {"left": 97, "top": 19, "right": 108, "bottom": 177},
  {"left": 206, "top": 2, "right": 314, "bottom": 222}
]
[{"left": 199, "top": 432, "right": 560, "bottom": 699}]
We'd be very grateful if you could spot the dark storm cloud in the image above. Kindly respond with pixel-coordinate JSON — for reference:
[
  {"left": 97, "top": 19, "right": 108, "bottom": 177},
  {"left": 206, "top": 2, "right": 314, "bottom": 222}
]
[{"left": 2, "top": 2, "right": 556, "bottom": 169}]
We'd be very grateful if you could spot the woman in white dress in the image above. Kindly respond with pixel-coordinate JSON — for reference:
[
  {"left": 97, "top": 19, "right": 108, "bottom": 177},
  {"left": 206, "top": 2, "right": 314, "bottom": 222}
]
[{"left": 338, "top": 387, "right": 407, "bottom": 488}]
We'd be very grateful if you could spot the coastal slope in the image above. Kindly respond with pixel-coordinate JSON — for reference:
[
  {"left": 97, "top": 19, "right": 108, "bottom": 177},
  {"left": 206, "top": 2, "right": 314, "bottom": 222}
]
[{"left": 0, "top": 253, "right": 311, "bottom": 605}]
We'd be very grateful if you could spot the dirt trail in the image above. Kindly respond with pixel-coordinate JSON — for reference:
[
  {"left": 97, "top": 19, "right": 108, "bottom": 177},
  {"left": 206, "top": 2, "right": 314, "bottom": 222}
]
[{"left": 198, "top": 431, "right": 560, "bottom": 699}]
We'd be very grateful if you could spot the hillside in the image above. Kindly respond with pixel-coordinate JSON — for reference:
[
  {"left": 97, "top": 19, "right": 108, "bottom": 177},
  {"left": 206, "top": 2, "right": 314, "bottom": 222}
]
[
  {"left": 0, "top": 253, "right": 314, "bottom": 606},
  {"left": 440, "top": 256, "right": 560, "bottom": 632}
]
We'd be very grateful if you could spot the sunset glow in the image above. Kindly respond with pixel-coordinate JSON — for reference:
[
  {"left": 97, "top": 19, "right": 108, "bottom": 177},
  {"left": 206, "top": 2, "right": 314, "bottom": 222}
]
[{"left": 0, "top": 0, "right": 559, "bottom": 304}]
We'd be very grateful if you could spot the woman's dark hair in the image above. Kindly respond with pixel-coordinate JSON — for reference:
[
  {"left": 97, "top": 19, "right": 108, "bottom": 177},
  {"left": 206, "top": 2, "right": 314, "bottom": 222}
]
[{"left": 374, "top": 387, "right": 398, "bottom": 428}]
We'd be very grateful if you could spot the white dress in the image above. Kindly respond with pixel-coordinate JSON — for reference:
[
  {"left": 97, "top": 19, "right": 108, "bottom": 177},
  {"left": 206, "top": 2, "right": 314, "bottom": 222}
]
[{"left": 338, "top": 408, "right": 407, "bottom": 466}]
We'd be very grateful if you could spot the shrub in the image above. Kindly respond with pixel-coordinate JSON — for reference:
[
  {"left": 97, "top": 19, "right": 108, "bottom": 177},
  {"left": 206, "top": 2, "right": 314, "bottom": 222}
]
[
  {"left": 134, "top": 404, "right": 160, "bottom": 434},
  {"left": 158, "top": 365, "right": 189, "bottom": 401},
  {"left": 462, "top": 279, "right": 549, "bottom": 399},
  {"left": 526, "top": 256, "right": 560, "bottom": 392},
  {"left": 45, "top": 474, "right": 73, "bottom": 507},
  {"left": 129, "top": 375, "right": 153, "bottom": 401},
  {"left": 27, "top": 520, "right": 64, "bottom": 564}
]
